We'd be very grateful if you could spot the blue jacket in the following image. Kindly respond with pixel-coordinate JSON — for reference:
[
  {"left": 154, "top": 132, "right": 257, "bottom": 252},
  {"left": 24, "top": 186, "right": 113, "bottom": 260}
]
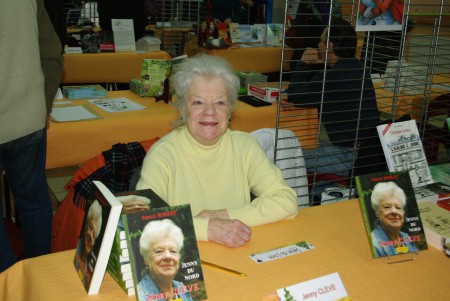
[
  {"left": 287, "top": 58, "right": 380, "bottom": 146},
  {"left": 371, "top": 223, "right": 417, "bottom": 257},
  {"left": 137, "top": 271, "right": 193, "bottom": 301}
]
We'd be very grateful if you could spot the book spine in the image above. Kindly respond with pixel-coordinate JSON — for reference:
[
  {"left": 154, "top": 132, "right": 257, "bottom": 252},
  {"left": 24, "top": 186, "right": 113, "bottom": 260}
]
[{"left": 355, "top": 177, "right": 376, "bottom": 258}]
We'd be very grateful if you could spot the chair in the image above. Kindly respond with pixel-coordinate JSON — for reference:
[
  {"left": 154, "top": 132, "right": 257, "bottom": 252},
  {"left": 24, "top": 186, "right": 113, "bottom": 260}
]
[
  {"left": 251, "top": 128, "right": 309, "bottom": 206},
  {"left": 51, "top": 137, "right": 160, "bottom": 253}
]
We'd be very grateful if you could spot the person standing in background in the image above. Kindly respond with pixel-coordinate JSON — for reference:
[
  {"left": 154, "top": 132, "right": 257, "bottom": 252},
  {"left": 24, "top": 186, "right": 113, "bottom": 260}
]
[{"left": 0, "top": 0, "right": 63, "bottom": 272}]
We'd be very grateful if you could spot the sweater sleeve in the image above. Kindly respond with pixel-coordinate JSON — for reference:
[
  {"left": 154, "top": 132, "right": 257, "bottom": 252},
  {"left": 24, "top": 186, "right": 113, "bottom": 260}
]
[
  {"left": 226, "top": 136, "right": 298, "bottom": 226},
  {"left": 286, "top": 61, "right": 325, "bottom": 106},
  {"left": 37, "top": 0, "right": 63, "bottom": 114}
]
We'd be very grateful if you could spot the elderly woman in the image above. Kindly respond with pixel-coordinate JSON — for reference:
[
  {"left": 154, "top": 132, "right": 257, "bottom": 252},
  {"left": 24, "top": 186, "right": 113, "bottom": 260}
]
[
  {"left": 138, "top": 219, "right": 192, "bottom": 301},
  {"left": 370, "top": 181, "right": 417, "bottom": 257},
  {"left": 136, "top": 54, "right": 298, "bottom": 248}
]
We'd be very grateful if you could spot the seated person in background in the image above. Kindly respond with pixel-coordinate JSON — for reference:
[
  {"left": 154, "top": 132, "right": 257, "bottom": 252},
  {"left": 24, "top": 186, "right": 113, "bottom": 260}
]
[
  {"left": 137, "top": 54, "right": 298, "bottom": 248},
  {"left": 210, "top": 0, "right": 242, "bottom": 24},
  {"left": 282, "top": 18, "right": 380, "bottom": 186}
]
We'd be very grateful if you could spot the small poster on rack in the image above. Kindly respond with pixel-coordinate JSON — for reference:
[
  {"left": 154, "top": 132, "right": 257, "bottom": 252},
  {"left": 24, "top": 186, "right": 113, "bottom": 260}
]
[{"left": 355, "top": 0, "right": 405, "bottom": 31}]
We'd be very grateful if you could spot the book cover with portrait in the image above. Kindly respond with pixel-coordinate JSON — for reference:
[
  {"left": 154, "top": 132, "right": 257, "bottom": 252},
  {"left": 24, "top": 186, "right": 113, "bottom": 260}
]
[
  {"left": 107, "top": 188, "right": 170, "bottom": 296},
  {"left": 73, "top": 181, "right": 123, "bottom": 294},
  {"left": 122, "top": 204, "right": 207, "bottom": 301},
  {"left": 355, "top": 171, "right": 428, "bottom": 258}
]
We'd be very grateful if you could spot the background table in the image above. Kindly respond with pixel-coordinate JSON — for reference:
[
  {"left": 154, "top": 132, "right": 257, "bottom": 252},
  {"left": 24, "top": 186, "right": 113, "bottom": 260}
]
[
  {"left": 201, "top": 46, "right": 292, "bottom": 73},
  {"left": 1, "top": 199, "right": 449, "bottom": 301},
  {"left": 47, "top": 91, "right": 318, "bottom": 169},
  {"left": 61, "top": 51, "right": 171, "bottom": 84}
]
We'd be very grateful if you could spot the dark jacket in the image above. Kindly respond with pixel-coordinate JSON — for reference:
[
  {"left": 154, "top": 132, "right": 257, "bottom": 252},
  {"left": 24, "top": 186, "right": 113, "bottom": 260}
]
[{"left": 287, "top": 57, "right": 380, "bottom": 146}]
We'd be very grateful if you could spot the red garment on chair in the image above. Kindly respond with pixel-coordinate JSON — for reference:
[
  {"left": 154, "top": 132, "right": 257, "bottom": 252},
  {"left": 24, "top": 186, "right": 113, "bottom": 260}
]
[{"left": 51, "top": 137, "right": 159, "bottom": 253}]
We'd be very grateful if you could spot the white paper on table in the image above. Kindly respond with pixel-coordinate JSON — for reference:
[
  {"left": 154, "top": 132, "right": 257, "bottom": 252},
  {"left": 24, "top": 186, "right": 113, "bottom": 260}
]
[
  {"left": 276, "top": 272, "right": 348, "bottom": 301},
  {"left": 88, "top": 97, "right": 146, "bottom": 112},
  {"left": 50, "top": 106, "right": 101, "bottom": 122},
  {"left": 112, "top": 19, "right": 136, "bottom": 51}
]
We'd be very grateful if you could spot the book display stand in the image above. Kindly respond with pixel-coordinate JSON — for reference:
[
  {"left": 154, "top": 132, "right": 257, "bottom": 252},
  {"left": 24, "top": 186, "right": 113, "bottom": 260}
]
[{"left": 385, "top": 250, "right": 418, "bottom": 264}]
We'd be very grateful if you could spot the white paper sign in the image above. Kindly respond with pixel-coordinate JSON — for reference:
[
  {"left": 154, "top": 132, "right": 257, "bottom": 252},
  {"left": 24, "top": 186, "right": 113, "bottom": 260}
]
[
  {"left": 112, "top": 19, "right": 136, "bottom": 52},
  {"left": 250, "top": 241, "right": 315, "bottom": 263},
  {"left": 276, "top": 272, "right": 349, "bottom": 301}
]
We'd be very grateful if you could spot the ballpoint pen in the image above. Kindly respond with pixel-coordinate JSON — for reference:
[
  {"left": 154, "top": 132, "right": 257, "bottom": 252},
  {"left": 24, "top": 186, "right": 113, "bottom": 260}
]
[{"left": 201, "top": 260, "right": 247, "bottom": 277}]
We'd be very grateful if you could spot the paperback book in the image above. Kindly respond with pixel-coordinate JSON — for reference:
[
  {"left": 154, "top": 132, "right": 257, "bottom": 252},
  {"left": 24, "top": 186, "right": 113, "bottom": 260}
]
[
  {"left": 74, "top": 181, "right": 123, "bottom": 294},
  {"left": 107, "top": 188, "right": 171, "bottom": 296},
  {"left": 122, "top": 204, "right": 207, "bottom": 300},
  {"left": 377, "top": 119, "right": 433, "bottom": 187},
  {"left": 355, "top": 171, "right": 428, "bottom": 258},
  {"left": 132, "top": 55, "right": 187, "bottom": 102}
]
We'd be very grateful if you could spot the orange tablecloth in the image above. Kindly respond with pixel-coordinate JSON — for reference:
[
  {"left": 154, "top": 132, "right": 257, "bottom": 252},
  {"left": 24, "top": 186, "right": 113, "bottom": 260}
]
[
  {"left": 61, "top": 51, "right": 171, "bottom": 84},
  {"left": 1, "top": 199, "right": 449, "bottom": 301},
  {"left": 201, "top": 46, "right": 292, "bottom": 73},
  {"left": 47, "top": 91, "right": 318, "bottom": 169}
]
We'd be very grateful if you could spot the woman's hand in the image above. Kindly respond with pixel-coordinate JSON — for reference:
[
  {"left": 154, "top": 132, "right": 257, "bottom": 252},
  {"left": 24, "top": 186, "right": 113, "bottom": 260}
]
[{"left": 207, "top": 218, "right": 252, "bottom": 248}]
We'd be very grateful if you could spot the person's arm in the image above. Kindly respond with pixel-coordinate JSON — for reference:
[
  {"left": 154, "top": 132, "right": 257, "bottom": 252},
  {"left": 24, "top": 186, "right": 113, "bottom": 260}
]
[
  {"left": 37, "top": 0, "right": 63, "bottom": 116},
  {"left": 286, "top": 48, "right": 326, "bottom": 106},
  {"left": 224, "top": 136, "right": 298, "bottom": 226}
]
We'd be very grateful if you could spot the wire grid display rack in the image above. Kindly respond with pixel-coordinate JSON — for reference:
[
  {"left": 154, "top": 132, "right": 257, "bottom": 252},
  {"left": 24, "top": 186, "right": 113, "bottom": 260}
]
[{"left": 275, "top": 0, "right": 450, "bottom": 206}]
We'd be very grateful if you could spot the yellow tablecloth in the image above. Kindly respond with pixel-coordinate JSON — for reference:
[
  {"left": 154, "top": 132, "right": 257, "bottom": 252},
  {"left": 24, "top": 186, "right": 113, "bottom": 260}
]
[
  {"left": 47, "top": 90, "right": 318, "bottom": 169},
  {"left": 61, "top": 51, "right": 172, "bottom": 84},
  {"left": 1, "top": 199, "right": 449, "bottom": 301}
]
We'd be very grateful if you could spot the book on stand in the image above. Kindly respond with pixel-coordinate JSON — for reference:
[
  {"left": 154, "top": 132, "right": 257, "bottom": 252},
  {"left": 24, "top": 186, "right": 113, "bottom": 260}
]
[
  {"left": 130, "top": 54, "right": 187, "bottom": 102},
  {"left": 73, "top": 181, "right": 123, "bottom": 295},
  {"left": 106, "top": 188, "right": 171, "bottom": 296},
  {"left": 429, "top": 162, "right": 450, "bottom": 185},
  {"left": 418, "top": 201, "right": 450, "bottom": 256},
  {"left": 376, "top": 119, "right": 433, "bottom": 187},
  {"left": 355, "top": 171, "right": 428, "bottom": 258},
  {"left": 122, "top": 203, "right": 207, "bottom": 300}
]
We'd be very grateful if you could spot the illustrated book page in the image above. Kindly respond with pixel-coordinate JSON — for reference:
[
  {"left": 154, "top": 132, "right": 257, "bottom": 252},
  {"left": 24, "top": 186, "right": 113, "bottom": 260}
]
[
  {"left": 355, "top": 171, "right": 428, "bottom": 258},
  {"left": 377, "top": 119, "right": 433, "bottom": 187}
]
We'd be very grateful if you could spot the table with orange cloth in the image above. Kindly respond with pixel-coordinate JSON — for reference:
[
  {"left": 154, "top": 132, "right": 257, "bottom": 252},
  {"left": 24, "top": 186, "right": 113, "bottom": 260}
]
[
  {"left": 374, "top": 74, "right": 450, "bottom": 120},
  {"left": 1, "top": 199, "right": 449, "bottom": 301},
  {"left": 201, "top": 46, "right": 293, "bottom": 73},
  {"left": 61, "top": 51, "right": 171, "bottom": 84},
  {"left": 47, "top": 90, "right": 317, "bottom": 169}
]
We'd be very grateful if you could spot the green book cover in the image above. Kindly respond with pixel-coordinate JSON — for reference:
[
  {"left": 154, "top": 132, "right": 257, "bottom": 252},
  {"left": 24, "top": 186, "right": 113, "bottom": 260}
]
[{"left": 355, "top": 171, "right": 428, "bottom": 258}]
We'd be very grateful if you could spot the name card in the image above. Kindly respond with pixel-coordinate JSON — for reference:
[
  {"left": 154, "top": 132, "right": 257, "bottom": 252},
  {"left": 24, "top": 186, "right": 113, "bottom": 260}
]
[{"left": 276, "top": 272, "right": 348, "bottom": 301}]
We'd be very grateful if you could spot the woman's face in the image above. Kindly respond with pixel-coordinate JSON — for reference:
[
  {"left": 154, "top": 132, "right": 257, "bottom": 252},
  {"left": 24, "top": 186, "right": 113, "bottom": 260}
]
[
  {"left": 377, "top": 196, "right": 405, "bottom": 232},
  {"left": 84, "top": 215, "right": 99, "bottom": 255},
  {"left": 146, "top": 234, "right": 180, "bottom": 281},
  {"left": 184, "top": 76, "right": 230, "bottom": 146}
]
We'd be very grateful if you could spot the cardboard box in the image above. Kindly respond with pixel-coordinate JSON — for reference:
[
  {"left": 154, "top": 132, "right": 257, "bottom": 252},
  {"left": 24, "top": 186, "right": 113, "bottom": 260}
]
[
  {"left": 247, "top": 83, "right": 280, "bottom": 103},
  {"left": 62, "top": 84, "right": 107, "bottom": 99}
]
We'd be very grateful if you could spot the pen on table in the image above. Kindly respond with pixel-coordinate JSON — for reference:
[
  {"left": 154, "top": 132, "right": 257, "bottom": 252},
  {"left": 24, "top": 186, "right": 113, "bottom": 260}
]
[{"left": 201, "top": 260, "right": 247, "bottom": 277}]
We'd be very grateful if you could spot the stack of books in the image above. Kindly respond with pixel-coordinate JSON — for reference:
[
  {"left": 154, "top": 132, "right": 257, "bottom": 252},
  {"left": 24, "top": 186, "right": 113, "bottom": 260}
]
[{"left": 106, "top": 218, "right": 135, "bottom": 296}]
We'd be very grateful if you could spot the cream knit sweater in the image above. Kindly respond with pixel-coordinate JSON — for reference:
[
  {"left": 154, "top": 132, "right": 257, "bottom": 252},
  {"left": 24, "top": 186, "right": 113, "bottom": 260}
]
[{"left": 0, "top": 0, "right": 62, "bottom": 144}]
